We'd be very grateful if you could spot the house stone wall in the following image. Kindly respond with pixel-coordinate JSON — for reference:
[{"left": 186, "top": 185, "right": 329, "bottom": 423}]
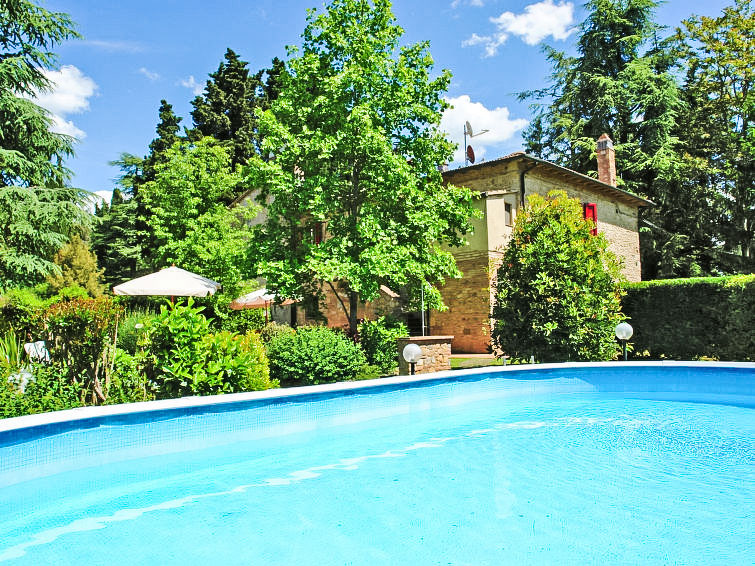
[
  {"left": 519, "top": 168, "right": 642, "bottom": 282},
  {"left": 435, "top": 158, "right": 644, "bottom": 353},
  {"left": 431, "top": 252, "right": 491, "bottom": 353}
]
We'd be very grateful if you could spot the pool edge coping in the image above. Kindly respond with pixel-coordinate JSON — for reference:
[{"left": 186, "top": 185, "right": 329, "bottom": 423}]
[{"left": 2, "top": 360, "right": 753, "bottom": 435}]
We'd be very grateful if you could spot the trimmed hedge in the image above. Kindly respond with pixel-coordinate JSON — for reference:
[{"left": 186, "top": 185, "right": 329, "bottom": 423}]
[{"left": 622, "top": 275, "right": 754, "bottom": 361}]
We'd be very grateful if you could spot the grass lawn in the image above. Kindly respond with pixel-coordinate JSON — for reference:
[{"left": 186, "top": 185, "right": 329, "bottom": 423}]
[{"left": 450, "top": 357, "right": 505, "bottom": 370}]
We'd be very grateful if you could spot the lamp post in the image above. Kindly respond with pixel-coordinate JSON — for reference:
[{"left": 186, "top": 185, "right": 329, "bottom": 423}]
[
  {"left": 402, "top": 343, "right": 422, "bottom": 375},
  {"left": 615, "top": 322, "right": 633, "bottom": 361}
]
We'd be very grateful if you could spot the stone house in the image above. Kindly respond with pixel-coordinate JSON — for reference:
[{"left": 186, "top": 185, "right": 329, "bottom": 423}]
[
  {"left": 255, "top": 134, "right": 652, "bottom": 352},
  {"left": 431, "top": 134, "right": 652, "bottom": 353}
]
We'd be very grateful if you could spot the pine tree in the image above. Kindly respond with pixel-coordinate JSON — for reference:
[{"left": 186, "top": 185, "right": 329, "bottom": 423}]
[
  {"left": 0, "top": 0, "right": 80, "bottom": 188},
  {"left": 519, "top": 0, "right": 718, "bottom": 278},
  {"left": 47, "top": 234, "right": 105, "bottom": 296},
  {"left": 92, "top": 187, "right": 142, "bottom": 285},
  {"left": 0, "top": 1, "right": 92, "bottom": 286},
  {"left": 143, "top": 99, "right": 183, "bottom": 181}
]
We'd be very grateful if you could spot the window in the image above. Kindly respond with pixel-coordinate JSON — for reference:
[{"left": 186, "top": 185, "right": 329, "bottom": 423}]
[
  {"left": 313, "top": 222, "right": 325, "bottom": 244},
  {"left": 504, "top": 202, "right": 513, "bottom": 227},
  {"left": 583, "top": 203, "right": 597, "bottom": 236}
]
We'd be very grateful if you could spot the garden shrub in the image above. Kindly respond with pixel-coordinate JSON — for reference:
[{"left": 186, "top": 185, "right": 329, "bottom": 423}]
[
  {"left": 259, "top": 321, "right": 295, "bottom": 344},
  {"left": 196, "top": 331, "right": 273, "bottom": 395},
  {"left": 220, "top": 308, "right": 266, "bottom": 335},
  {"left": 266, "top": 326, "right": 366, "bottom": 386},
  {"left": 622, "top": 274, "right": 755, "bottom": 361},
  {"left": 106, "top": 349, "right": 152, "bottom": 405},
  {"left": 358, "top": 316, "right": 408, "bottom": 375},
  {"left": 39, "top": 297, "right": 124, "bottom": 404},
  {"left": 142, "top": 299, "right": 274, "bottom": 398},
  {"left": 117, "top": 309, "right": 156, "bottom": 354},
  {"left": 18, "top": 362, "right": 85, "bottom": 416},
  {"left": 0, "top": 286, "right": 47, "bottom": 338},
  {"left": 492, "top": 191, "right": 626, "bottom": 362},
  {"left": 0, "top": 374, "right": 25, "bottom": 418}
]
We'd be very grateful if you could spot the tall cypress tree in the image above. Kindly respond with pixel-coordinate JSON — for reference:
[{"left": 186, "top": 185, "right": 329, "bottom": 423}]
[
  {"left": 190, "top": 48, "right": 263, "bottom": 170},
  {"left": 142, "top": 99, "right": 183, "bottom": 182}
]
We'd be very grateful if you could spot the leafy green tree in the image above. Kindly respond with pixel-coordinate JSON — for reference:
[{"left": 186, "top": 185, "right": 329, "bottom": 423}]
[
  {"left": 492, "top": 191, "right": 626, "bottom": 362},
  {"left": 139, "top": 138, "right": 257, "bottom": 293},
  {"left": 0, "top": 0, "right": 80, "bottom": 188},
  {"left": 93, "top": 100, "right": 183, "bottom": 284},
  {"left": 519, "top": 0, "right": 718, "bottom": 278},
  {"left": 46, "top": 234, "right": 105, "bottom": 296},
  {"left": 677, "top": 0, "right": 755, "bottom": 271},
  {"left": 249, "top": 0, "right": 477, "bottom": 336}
]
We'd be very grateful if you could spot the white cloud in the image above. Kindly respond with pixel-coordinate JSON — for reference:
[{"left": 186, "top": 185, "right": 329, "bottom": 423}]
[
  {"left": 179, "top": 75, "right": 204, "bottom": 96},
  {"left": 138, "top": 67, "right": 160, "bottom": 81},
  {"left": 82, "top": 39, "right": 144, "bottom": 53},
  {"left": 451, "top": 0, "right": 484, "bottom": 8},
  {"left": 27, "top": 65, "right": 97, "bottom": 140},
  {"left": 48, "top": 115, "right": 86, "bottom": 139},
  {"left": 464, "top": 0, "right": 575, "bottom": 56},
  {"left": 441, "top": 95, "right": 528, "bottom": 164},
  {"left": 94, "top": 190, "right": 113, "bottom": 205}
]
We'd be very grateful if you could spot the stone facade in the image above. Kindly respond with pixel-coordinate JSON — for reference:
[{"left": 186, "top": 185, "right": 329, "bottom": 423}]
[
  {"left": 433, "top": 151, "right": 652, "bottom": 353},
  {"left": 397, "top": 336, "right": 453, "bottom": 375}
]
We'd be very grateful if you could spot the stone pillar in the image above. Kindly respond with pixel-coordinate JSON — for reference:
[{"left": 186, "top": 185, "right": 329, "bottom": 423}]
[{"left": 397, "top": 336, "right": 454, "bottom": 375}]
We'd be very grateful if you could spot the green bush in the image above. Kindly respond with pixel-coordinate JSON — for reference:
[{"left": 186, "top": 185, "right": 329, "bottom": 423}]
[
  {"left": 39, "top": 297, "right": 124, "bottom": 404},
  {"left": 0, "top": 374, "right": 25, "bottom": 418},
  {"left": 17, "top": 362, "right": 85, "bottom": 416},
  {"left": 117, "top": 309, "right": 156, "bottom": 354},
  {"left": 259, "top": 321, "right": 295, "bottom": 344},
  {"left": 0, "top": 286, "right": 47, "bottom": 338},
  {"left": 142, "top": 299, "right": 274, "bottom": 398},
  {"left": 220, "top": 308, "right": 266, "bottom": 335},
  {"left": 492, "top": 191, "right": 626, "bottom": 362},
  {"left": 197, "top": 331, "right": 274, "bottom": 395},
  {"left": 106, "top": 349, "right": 152, "bottom": 405},
  {"left": 622, "top": 274, "right": 755, "bottom": 360},
  {"left": 358, "top": 316, "right": 408, "bottom": 375},
  {"left": 266, "top": 326, "right": 367, "bottom": 386}
]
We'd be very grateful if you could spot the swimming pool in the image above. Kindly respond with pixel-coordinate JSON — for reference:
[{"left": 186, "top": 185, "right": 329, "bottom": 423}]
[{"left": 0, "top": 362, "right": 753, "bottom": 565}]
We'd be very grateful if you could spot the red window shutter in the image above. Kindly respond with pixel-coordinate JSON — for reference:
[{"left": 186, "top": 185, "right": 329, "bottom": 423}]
[{"left": 583, "top": 203, "right": 597, "bottom": 236}]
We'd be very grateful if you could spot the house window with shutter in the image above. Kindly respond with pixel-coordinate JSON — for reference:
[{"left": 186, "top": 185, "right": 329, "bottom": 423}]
[
  {"left": 583, "top": 203, "right": 597, "bottom": 236},
  {"left": 504, "top": 202, "right": 513, "bottom": 227}
]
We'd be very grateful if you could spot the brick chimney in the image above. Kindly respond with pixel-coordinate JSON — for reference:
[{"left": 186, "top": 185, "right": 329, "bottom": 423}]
[{"left": 596, "top": 133, "right": 616, "bottom": 187}]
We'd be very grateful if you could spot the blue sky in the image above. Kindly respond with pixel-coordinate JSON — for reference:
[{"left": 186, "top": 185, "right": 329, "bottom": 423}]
[{"left": 39, "top": 0, "right": 731, "bottom": 202}]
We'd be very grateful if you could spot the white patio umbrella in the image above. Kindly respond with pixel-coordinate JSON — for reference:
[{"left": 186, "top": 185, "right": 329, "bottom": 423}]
[
  {"left": 229, "top": 288, "right": 295, "bottom": 310},
  {"left": 230, "top": 288, "right": 296, "bottom": 323},
  {"left": 113, "top": 266, "right": 222, "bottom": 298}
]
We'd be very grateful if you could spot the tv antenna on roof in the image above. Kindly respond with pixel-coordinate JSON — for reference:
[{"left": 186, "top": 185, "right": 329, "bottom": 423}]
[{"left": 464, "top": 121, "right": 489, "bottom": 166}]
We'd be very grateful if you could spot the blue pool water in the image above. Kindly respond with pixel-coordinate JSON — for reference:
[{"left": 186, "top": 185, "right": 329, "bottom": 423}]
[{"left": 0, "top": 363, "right": 753, "bottom": 565}]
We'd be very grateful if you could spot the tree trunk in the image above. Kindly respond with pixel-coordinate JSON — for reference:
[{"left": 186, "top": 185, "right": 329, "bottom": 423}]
[{"left": 348, "top": 290, "right": 359, "bottom": 338}]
